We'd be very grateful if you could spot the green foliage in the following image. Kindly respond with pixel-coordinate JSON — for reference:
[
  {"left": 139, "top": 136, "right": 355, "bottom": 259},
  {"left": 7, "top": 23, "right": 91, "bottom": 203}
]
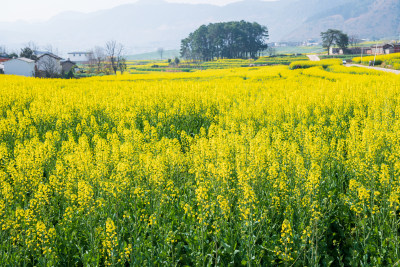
[
  {"left": 19, "top": 47, "right": 37, "bottom": 60},
  {"left": 289, "top": 59, "right": 342, "bottom": 69},
  {"left": 8, "top": 53, "right": 18, "bottom": 59},
  {"left": 65, "top": 70, "right": 75, "bottom": 79},
  {"left": 255, "top": 55, "right": 309, "bottom": 65},
  {"left": 321, "top": 29, "right": 349, "bottom": 54},
  {"left": 181, "top": 21, "right": 269, "bottom": 61},
  {"left": 174, "top": 57, "right": 180, "bottom": 65}
]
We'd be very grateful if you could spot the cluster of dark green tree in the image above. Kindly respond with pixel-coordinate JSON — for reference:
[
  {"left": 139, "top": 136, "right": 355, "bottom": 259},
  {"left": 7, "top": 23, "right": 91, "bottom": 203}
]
[
  {"left": 321, "top": 29, "right": 349, "bottom": 55},
  {"left": 180, "top": 21, "right": 269, "bottom": 61}
]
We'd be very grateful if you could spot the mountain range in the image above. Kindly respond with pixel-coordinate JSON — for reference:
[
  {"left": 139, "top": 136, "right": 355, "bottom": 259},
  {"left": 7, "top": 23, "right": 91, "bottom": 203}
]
[{"left": 0, "top": 0, "right": 399, "bottom": 55}]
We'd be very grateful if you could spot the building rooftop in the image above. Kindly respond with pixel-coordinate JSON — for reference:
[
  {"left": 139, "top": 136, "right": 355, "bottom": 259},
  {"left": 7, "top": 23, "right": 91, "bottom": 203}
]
[
  {"left": 61, "top": 59, "right": 76, "bottom": 65},
  {"left": 38, "top": 53, "right": 63, "bottom": 60},
  {"left": 8, "top": 57, "right": 36, "bottom": 63}
]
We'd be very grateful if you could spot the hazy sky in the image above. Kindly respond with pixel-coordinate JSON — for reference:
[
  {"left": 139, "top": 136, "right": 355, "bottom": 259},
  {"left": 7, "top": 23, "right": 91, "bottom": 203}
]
[{"left": 1, "top": 0, "right": 253, "bottom": 22}]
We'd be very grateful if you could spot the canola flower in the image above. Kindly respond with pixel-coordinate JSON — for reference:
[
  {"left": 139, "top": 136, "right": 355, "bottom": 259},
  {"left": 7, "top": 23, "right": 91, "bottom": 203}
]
[{"left": 0, "top": 65, "right": 400, "bottom": 265}]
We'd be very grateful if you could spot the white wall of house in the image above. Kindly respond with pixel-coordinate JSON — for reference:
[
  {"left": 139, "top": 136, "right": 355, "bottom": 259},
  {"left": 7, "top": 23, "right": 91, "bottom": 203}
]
[
  {"left": 3, "top": 58, "right": 35, "bottom": 77},
  {"left": 37, "top": 55, "right": 62, "bottom": 74},
  {"left": 67, "top": 52, "right": 92, "bottom": 63}
]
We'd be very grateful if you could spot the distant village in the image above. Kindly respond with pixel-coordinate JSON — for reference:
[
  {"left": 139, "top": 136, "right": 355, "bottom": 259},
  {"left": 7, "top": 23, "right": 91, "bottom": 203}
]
[
  {"left": 271, "top": 40, "right": 400, "bottom": 55},
  {"left": 329, "top": 43, "right": 400, "bottom": 56},
  {"left": 1, "top": 39, "right": 400, "bottom": 77},
  {"left": 0, "top": 50, "right": 93, "bottom": 77}
]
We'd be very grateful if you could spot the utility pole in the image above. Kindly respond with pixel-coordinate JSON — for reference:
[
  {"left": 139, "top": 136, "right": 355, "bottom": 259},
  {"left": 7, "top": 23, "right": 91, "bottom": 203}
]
[
  {"left": 373, "top": 43, "right": 378, "bottom": 66},
  {"left": 360, "top": 46, "right": 363, "bottom": 63}
]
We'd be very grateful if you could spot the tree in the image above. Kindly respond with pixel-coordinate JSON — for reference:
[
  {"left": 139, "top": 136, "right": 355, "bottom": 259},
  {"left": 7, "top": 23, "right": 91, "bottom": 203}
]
[
  {"left": 105, "top": 40, "right": 124, "bottom": 74},
  {"left": 65, "top": 69, "right": 75, "bottom": 79},
  {"left": 43, "top": 44, "right": 59, "bottom": 55},
  {"left": 118, "top": 57, "right": 127, "bottom": 74},
  {"left": 266, "top": 46, "right": 276, "bottom": 56},
  {"left": 87, "top": 51, "right": 97, "bottom": 74},
  {"left": 336, "top": 33, "right": 349, "bottom": 50},
  {"left": 321, "top": 29, "right": 349, "bottom": 55},
  {"left": 20, "top": 47, "right": 37, "bottom": 60},
  {"left": 116, "top": 44, "right": 126, "bottom": 74},
  {"left": 37, "top": 55, "right": 61, "bottom": 78},
  {"left": 0, "top": 46, "right": 17, "bottom": 59},
  {"left": 157, "top": 48, "right": 164, "bottom": 60},
  {"left": 93, "top": 46, "right": 105, "bottom": 73},
  {"left": 25, "top": 41, "right": 38, "bottom": 51},
  {"left": 0, "top": 46, "right": 6, "bottom": 55},
  {"left": 8, "top": 53, "right": 18, "bottom": 59},
  {"left": 349, "top": 34, "right": 361, "bottom": 47},
  {"left": 180, "top": 21, "right": 268, "bottom": 61},
  {"left": 105, "top": 40, "right": 118, "bottom": 74},
  {"left": 321, "top": 29, "right": 339, "bottom": 55}
]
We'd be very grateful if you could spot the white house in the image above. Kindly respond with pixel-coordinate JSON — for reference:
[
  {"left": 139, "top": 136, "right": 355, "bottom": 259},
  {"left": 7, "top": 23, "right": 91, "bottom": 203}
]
[
  {"left": 3, "top": 58, "right": 35, "bottom": 77},
  {"left": 36, "top": 53, "right": 63, "bottom": 76},
  {"left": 67, "top": 51, "right": 93, "bottom": 63}
]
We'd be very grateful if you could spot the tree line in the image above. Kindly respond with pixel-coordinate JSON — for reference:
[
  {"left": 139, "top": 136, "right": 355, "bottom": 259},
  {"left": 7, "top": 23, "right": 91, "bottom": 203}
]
[{"left": 180, "top": 21, "right": 269, "bottom": 61}]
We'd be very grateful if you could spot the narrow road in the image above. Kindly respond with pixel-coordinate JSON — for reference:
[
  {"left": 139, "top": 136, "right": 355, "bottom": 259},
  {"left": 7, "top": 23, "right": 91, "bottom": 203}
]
[
  {"left": 345, "top": 64, "right": 400, "bottom": 74},
  {"left": 307, "top": 55, "right": 320, "bottom": 61}
]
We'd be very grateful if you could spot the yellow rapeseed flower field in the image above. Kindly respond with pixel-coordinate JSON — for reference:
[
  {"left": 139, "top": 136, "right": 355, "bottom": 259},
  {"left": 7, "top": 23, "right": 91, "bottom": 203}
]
[{"left": 0, "top": 65, "right": 400, "bottom": 265}]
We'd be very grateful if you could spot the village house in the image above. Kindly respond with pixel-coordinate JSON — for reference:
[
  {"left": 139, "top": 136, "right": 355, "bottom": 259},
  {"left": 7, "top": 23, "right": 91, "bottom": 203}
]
[
  {"left": 3, "top": 57, "right": 36, "bottom": 77},
  {"left": 0, "top": 57, "right": 10, "bottom": 63},
  {"left": 2, "top": 51, "right": 69, "bottom": 77},
  {"left": 345, "top": 47, "right": 362, "bottom": 54},
  {"left": 36, "top": 53, "right": 63, "bottom": 77},
  {"left": 61, "top": 59, "right": 76, "bottom": 74},
  {"left": 0, "top": 57, "right": 10, "bottom": 72},
  {"left": 386, "top": 44, "right": 400, "bottom": 54},
  {"left": 394, "top": 44, "right": 400, "bottom": 53},
  {"left": 67, "top": 51, "right": 93, "bottom": 63},
  {"left": 329, "top": 47, "right": 361, "bottom": 55},
  {"left": 370, "top": 44, "right": 396, "bottom": 55},
  {"left": 329, "top": 44, "right": 400, "bottom": 56}
]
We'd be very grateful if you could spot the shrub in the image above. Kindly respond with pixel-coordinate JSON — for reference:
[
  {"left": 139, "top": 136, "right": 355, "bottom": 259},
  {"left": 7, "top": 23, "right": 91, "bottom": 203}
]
[{"left": 289, "top": 59, "right": 342, "bottom": 70}]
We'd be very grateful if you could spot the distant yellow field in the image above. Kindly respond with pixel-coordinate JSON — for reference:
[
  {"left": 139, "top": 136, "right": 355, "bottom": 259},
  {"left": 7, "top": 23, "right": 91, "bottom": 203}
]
[{"left": 1, "top": 66, "right": 400, "bottom": 265}]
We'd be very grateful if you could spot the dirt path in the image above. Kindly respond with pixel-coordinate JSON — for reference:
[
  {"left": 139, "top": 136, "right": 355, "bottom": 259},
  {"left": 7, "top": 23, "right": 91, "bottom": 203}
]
[
  {"left": 345, "top": 64, "right": 400, "bottom": 74},
  {"left": 307, "top": 55, "right": 320, "bottom": 61}
]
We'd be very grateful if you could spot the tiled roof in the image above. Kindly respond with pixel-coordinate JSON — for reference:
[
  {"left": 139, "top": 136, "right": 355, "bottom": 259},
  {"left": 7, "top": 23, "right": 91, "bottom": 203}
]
[
  {"left": 16, "top": 57, "right": 35, "bottom": 63},
  {"left": 38, "top": 53, "right": 63, "bottom": 60},
  {"left": 61, "top": 60, "right": 76, "bottom": 65}
]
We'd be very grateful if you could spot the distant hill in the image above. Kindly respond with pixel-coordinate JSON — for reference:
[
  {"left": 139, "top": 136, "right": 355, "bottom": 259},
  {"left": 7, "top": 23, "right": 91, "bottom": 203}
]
[
  {"left": 0, "top": 0, "right": 398, "bottom": 54},
  {"left": 127, "top": 50, "right": 180, "bottom": 60},
  {"left": 284, "top": 0, "right": 400, "bottom": 40}
]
